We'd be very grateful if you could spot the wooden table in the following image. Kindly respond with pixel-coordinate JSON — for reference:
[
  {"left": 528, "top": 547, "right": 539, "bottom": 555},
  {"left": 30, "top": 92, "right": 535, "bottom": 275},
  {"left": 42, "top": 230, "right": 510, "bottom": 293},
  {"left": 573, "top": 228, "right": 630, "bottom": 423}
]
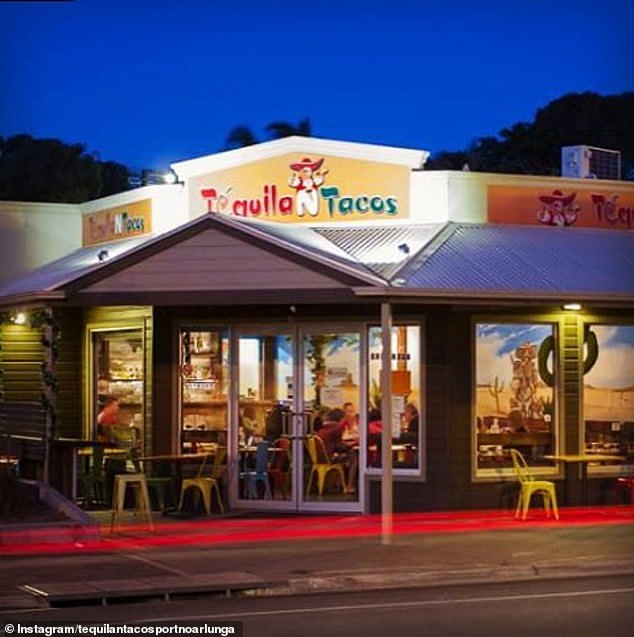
[{"left": 543, "top": 453, "right": 625, "bottom": 505}]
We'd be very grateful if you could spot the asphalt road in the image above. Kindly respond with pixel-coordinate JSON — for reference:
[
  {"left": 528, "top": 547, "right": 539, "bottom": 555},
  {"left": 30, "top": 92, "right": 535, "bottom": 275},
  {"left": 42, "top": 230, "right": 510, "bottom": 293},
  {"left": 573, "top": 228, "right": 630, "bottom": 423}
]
[{"left": 2, "top": 574, "right": 634, "bottom": 637}]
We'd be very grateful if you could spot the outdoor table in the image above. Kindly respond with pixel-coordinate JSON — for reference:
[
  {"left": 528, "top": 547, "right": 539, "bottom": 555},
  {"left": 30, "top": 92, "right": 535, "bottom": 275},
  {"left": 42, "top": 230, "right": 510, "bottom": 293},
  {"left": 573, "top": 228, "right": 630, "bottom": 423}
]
[
  {"left": 139, "top": 452, "right": 214, "bottom": 510},
  {"left": 543, "top": 453, "right": 625, "bottom": 505},
  {"left": 50, "top": 439, "right": 122, "bottom": 501}
]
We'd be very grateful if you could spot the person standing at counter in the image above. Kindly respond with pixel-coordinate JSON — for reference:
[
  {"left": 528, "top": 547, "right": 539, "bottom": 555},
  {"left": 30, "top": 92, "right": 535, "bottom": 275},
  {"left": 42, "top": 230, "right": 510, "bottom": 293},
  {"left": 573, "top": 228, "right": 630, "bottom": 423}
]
[{"left": 97, "top": 396, "right": 120, "bottom": 442}]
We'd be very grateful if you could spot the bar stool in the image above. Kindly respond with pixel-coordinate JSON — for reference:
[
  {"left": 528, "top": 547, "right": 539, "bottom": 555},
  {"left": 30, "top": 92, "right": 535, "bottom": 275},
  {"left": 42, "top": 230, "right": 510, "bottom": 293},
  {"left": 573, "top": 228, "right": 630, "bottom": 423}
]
[{"left": 110, "top": 473, "right": 154, "bottom": 533}]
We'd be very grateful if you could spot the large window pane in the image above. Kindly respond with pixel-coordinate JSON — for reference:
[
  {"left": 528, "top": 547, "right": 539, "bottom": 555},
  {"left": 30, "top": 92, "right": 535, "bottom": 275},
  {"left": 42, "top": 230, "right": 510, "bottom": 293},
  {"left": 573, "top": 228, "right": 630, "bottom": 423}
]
[
  {"left": 367, "top": 325, "right": 421, "bottom": 470},
  {"left": 475, "top": 323, "right": 556, "bottom": 472},
  {"left": 583, "top": 324, "right": 634, "bottom": 469},
  {"left": 180, "top": 329, "right": 229, "bottom": 453},
  {"left": 303, "top": 331, "right": 360, "bottom": 501},
  {"left": 93, "top": 329, "right": 144, "bottom": 447}
]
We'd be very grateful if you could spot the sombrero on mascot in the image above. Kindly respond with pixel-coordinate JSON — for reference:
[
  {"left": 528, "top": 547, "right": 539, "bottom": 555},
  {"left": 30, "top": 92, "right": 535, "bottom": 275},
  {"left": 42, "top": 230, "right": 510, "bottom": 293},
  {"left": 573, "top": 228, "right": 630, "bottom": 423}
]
[
  {"left": 289, "top": 157, "right": 324, "bottom": 172},
  {"left": 538, "top": 190, "right": 576, "bottom": 206}
]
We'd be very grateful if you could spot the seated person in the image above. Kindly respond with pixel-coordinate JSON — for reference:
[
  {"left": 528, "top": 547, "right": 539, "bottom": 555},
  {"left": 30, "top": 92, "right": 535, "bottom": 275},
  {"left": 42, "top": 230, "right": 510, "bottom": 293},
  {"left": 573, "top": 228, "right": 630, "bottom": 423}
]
[
  {"left": 340, "top": 402, "right": 360, "bottom": 445},
  {"left": 265, "top": 403, "right": 286, "bottom": 442},
  {"left": 399, "top": 402, "right": 419, "bottom": 445},
  {"left": 367, "top": 408, "right": 382, "bottom": 467},
  {"left": 315, "top": 408, "right": 357, "bottom": 494}
]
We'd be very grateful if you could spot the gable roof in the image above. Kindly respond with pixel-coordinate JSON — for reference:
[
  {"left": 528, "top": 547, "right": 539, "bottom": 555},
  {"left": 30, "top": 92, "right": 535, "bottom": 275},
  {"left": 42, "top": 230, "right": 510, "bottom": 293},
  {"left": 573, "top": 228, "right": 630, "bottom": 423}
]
[{"left": 0, "top": 213, "right": 387, "bottom": 308}]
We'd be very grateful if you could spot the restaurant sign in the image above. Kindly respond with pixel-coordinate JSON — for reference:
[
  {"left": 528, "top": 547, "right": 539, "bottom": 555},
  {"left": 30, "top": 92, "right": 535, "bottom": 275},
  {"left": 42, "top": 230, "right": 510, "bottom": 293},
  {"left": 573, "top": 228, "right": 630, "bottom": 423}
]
[
  {"left": 82, "top": 198, "right": 152, "bottom": 246},
  {"left": 488, "top": 184, "right": 634, "bottom": 230},
  {"left": 192, "top": 154, "right": 410, "bottom": 223}
]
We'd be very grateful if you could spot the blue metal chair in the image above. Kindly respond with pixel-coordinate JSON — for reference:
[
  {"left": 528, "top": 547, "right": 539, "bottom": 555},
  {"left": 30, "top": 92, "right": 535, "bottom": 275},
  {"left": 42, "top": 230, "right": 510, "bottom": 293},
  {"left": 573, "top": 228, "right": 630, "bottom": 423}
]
[{"left": 243, "top": 441, "right": 272, "bottom": 499}]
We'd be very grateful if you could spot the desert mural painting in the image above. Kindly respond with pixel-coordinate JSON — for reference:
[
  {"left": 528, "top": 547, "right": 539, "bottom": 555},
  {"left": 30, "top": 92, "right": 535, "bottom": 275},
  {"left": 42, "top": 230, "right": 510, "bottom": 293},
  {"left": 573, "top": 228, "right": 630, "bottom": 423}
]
[
  {"left": 475, "top": 322, "right": 555, "bottom": 424},
  {"left": 474, "top": 322, "right": 556, "bottom": 469}
]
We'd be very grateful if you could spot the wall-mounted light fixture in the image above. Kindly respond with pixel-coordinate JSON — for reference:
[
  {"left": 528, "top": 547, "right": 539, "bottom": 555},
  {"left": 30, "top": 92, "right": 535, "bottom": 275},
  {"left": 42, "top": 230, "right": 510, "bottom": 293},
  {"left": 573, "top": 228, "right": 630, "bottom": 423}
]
[
  {"left": 12, "top": 311, "right": 27, "bottom": 325},
  {"left": 162, "top": 169, "right": 183, "bottom": 185},
  {"left": 562, "top": 303, "right": 582, "bottom": 311}
]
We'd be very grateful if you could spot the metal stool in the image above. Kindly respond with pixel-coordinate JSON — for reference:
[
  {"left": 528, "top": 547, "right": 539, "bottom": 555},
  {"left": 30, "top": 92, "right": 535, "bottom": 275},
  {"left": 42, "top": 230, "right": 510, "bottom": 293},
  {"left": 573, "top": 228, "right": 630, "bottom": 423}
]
[{"left": 110, "top": 473, "right": 154, "bottom": 533}]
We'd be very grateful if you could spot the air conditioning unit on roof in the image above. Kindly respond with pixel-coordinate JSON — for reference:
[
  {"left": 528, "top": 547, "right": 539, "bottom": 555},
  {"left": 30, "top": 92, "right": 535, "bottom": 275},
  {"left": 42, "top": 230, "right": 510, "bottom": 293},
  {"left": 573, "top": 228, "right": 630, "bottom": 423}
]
[{"left": 561, "top": 145, "right": 621, "bottom": 180}]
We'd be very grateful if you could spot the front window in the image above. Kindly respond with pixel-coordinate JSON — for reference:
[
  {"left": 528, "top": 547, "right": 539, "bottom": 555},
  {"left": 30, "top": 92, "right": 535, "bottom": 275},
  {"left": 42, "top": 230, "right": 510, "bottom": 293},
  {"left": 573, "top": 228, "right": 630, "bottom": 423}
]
[
  {"left": 180, "top": 329, "right": 229, "bottom": 453},
  {"left": 93, "top": 329, "right": 145, "bottom": 447},
  {"left": 474, "top": 322, "right": 556, "bottom": 474},
  {"left": 583, "top": 324, "right": 634, "bottom": 471},
  {"left": 367, "top": 325, "right": 421, "bottom": 470}
]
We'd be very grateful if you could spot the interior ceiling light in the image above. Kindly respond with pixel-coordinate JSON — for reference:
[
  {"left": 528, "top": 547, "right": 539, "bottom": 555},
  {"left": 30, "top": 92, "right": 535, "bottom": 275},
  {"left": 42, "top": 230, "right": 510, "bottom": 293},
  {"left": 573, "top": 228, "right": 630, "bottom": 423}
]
[{"left": 562, "top": 303, "right": 582, "bottom": 311}]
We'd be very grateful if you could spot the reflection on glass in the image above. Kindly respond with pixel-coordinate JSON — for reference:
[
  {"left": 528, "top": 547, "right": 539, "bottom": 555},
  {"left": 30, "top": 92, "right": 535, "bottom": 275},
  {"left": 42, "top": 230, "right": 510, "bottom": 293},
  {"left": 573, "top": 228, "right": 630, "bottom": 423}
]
[
  {"left": 303, "top": 331, "right": 360, "bottom": 501},
  {"left": 367, "top": 326, "right": 421, "bottom": 470},
  {"left": 474, "top": 323, "right": 555, "bottom": 471}
]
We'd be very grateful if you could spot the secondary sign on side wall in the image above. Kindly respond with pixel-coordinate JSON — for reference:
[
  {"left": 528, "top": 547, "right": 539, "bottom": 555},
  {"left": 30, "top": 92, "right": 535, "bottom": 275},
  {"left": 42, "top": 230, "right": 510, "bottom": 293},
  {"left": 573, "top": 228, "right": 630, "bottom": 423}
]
[
  {"left": 83, "top": 199, "right": 152, "bottom": 246},
  {"left": 488, "top": 184, "right": 634, "bottom": 230}
]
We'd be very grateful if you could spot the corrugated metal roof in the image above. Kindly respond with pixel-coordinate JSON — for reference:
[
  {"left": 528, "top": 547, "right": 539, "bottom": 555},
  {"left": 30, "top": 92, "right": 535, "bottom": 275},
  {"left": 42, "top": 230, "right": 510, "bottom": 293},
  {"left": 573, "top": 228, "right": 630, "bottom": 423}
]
[
  {"left": 313, "top": 224, "right": 445, "bottom": 278},
  {"left": 395, "top": 223, "right": 634, "bottom": 295},
  {"left": 2, "top": 216, "right": 633, "bottom": 307}
]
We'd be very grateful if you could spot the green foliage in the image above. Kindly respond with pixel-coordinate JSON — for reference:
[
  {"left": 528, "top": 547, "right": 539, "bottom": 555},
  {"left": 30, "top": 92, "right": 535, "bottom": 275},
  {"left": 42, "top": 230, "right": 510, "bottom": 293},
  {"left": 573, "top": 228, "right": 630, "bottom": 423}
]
[
  {"left": 427, "top": 92, "right": 634, "bottom": 178},
  {"left": 0, "top": 134, "right": 131, "bottom": 202}
]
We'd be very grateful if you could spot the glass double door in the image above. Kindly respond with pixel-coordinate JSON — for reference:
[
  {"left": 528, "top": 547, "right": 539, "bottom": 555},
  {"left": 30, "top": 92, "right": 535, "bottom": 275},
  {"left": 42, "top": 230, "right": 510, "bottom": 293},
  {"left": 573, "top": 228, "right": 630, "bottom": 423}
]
[{"left": 234, "top": 325, "right": 362, "bottom": 512}]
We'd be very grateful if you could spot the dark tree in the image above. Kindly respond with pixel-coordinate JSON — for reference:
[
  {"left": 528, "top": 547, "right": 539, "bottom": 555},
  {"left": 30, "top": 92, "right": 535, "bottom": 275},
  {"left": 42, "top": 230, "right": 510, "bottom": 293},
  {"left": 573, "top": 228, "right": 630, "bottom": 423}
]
[
  {"left": 428, "top": 92, "right": 634, "bottom": 178},
  {"left": 224, "top": 118, "right": 312, "bottom": 150},
  {"left": 0, "top": 134, "right": 131, "bottom": 202}
]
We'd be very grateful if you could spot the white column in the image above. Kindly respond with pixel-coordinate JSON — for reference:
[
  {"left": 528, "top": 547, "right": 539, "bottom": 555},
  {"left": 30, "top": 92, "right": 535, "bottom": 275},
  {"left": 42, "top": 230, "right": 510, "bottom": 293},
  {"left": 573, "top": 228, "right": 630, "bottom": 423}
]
[{"left": 380, "top": 302, "right": 393, "bottom": 544}]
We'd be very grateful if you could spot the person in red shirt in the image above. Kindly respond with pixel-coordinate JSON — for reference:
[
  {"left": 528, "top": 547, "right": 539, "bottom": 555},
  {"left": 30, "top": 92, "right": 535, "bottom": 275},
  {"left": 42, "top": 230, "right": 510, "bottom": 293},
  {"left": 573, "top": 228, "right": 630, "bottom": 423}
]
[{"left": 97, "top": 396, "right": 120, "bottom": 442}]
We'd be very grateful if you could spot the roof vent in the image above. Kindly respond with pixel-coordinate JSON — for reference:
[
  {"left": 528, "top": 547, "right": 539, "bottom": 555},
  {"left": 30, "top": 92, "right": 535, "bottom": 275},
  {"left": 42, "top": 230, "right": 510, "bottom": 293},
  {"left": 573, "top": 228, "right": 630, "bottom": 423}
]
[{"left": 561, "top": 145, "right": 621, "bottom": 180}]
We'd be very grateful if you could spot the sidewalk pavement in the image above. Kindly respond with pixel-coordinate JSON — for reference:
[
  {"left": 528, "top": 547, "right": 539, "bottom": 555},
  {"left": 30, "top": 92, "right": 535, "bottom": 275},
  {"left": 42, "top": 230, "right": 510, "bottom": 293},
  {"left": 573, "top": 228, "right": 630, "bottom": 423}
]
[{"left": 1, "top": 506, "right": 633, "bottom": 610}]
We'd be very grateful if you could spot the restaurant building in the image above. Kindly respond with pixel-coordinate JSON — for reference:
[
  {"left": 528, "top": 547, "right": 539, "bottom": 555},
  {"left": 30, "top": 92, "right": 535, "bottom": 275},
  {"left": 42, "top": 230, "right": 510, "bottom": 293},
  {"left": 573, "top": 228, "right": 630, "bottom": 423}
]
[{"left": 1, "top": 136, "right": 633, "bottom": 514}]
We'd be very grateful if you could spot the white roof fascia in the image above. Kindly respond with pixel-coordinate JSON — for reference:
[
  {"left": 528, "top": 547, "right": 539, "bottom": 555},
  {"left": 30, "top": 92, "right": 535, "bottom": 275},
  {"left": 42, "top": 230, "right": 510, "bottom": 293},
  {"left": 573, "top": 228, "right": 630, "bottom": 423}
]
[
  {"left": 172, "top": 136, "right": 428, "bottom": 179},
  {"left": 79, "top": 184, "right": 181, "bottom": 214}
]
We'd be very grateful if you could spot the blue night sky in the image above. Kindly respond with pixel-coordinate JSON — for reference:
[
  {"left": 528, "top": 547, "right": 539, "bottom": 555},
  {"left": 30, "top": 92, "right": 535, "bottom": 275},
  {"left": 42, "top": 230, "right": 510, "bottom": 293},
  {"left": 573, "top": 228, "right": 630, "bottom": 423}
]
[{"left": 1, "top": 0, "right": 632, "bottom": 172}]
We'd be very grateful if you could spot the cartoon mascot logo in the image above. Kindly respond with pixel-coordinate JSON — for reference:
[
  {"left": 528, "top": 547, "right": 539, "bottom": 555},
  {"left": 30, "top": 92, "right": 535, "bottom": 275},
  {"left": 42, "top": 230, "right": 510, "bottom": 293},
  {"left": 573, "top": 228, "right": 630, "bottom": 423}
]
[
  {"left": 288, "top": 157, "right": 329, "bottom": 217},
  {"left": 537, "top": 189, "right": 580, "bottom": 227}
]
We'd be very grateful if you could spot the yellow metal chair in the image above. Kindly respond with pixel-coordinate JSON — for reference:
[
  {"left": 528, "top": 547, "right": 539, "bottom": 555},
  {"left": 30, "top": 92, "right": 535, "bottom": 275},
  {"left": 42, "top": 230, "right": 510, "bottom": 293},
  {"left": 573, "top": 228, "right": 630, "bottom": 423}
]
[
  {"left": 510, "top": 448, "right": 559, "bottom": 520},
  {"left": 304, "top": 435, "right": 346, "bottom": 496},
  {"left": 178, "top": 447, "right": 226, "bottom": 515}
]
